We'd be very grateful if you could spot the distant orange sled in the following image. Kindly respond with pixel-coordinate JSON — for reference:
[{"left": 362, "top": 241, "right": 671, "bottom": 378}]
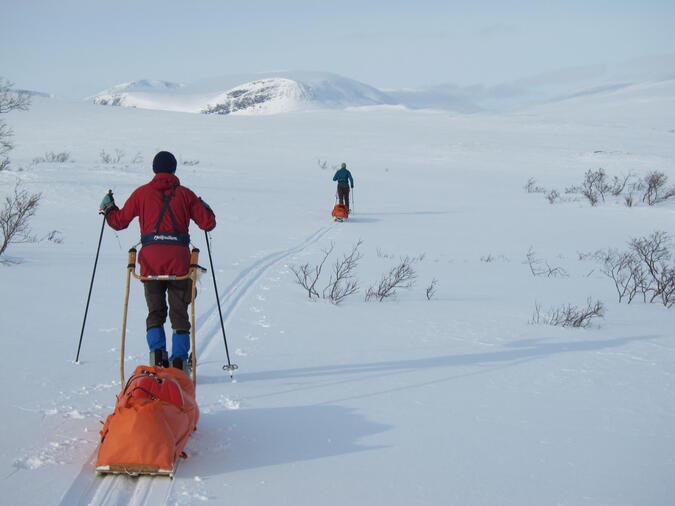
[
  {"left": 332, "top": 204, "right": 349, "bottom": 220},
  {"left": 96, "top": 365, "right": 199, "bottom": 477}
]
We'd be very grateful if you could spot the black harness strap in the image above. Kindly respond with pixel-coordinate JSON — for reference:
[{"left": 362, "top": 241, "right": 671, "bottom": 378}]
[
  {"left": 155, "top": 189, "right": 178, "bottom": 234},
  {"left": 141, "top": 187, "right": 190, "bottom": 247}
]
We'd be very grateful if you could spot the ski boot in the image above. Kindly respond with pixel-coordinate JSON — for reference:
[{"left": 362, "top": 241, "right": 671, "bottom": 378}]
[
  {"left": 171, "top": 357, "right": 191, "bottom": 375},
  {"left": 150, "top": 349, "right": 169, "bottom": 368},
  {"left": 169, "top": 331, "right": 191, "bottom": 374}
]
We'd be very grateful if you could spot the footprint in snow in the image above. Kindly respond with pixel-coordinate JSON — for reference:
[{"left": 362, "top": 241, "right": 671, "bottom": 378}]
[{"left": 256, "top": 318, "right": 271, "bottom": 328}]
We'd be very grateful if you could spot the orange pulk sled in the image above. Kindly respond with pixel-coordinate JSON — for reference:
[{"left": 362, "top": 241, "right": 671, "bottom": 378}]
[
  {"left": 332, "top": 203, "right": 349, "bottom": 221},
  {"left": 95, "top": 247, "right": 204, "bottom": 477}
]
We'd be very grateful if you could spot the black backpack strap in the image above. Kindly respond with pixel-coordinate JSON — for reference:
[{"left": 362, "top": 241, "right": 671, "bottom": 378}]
[
  {"left": 154, "top": 188, "right": 179, "bottom": 234},
  {"left": 141, "top": 187, "right": 190, "bottom": 247}
]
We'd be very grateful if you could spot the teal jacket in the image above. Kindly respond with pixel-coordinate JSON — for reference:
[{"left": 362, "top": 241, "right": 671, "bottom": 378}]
[{"left": 333, "top": 168, "right": 354, "bottom": 187}]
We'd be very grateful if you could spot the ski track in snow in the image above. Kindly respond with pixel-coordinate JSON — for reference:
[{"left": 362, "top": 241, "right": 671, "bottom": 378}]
[
  {"left": 60, "top": 463, "right": 175, "bottom": 506},
  {"left": 57, "top": 224, "right": 335, "bottom": 505},
  {"left": 197, "top": 224, "right": 334, "bottom": 361}
]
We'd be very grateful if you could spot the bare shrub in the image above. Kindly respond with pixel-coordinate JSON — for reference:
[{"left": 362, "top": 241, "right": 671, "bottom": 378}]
[
  {"left": 597, "top": 231, "right": 675, "bottom": 308},
  {"left": 481, "top": 253, "right": 510, "bottom": 263},
  {"left": 45, "top": 230, "right": 64, "bottom": 244},
  {"left": 567, "top": 168, "right": 631, "bottom": 205},
  {"left": 323, "top": 240, "right": 362, "bottom": 304},
  {"left": 131, "top": 152, "right": 143, "bottom": 164},
  {"left": 567, "top": 171, "right": 632, "bottom": 205},
  {"left": 609, "top": 174, "right": 632, "bottom": 196},
  {"left": 100, "top": 148, "right": 125, "bottom": 164},
  {"left": 641, "top": 171, "right": 675, "bottom": 206},
  {"left": 366, "top": 257, "right": 417, "bottom": 301},
  {"left": 317, "top": 158, "right": 339, "bottom": 171},
  {"left": 425, "top": 278, "right": 438, "bottom": 300},
  {"left": 629, "top": 231, "right": 674, "bottom": 307},
  {"left": 0, "top": 80, "right": 31, "bottom": 114},
  {"left": 524, "top": 177, "right": 545, "bottom": 193},
  {"left": 582, "top": 187, "right": 599, "bottom": 206},
  {"left": 526, "top": 247, "right": 542, "bottom": 276},
  {"left": 33, "top": 151, "right": 71, "bottom": 164},
  {"left": 526, "top": 247, "right": 568, "bottom": 278},
  {"left": 545, "top": 264, "right": 569, "bottom": 278},
  {"left": 0, "top": 182, "right": 41, "bottom": 256},
  {"left": 577, "top": 250, "right": 602, "bottom": 261},
  {"left": 530, "top": 298, "right": 605, "bottom": 328},
  {"left": 624, "top": 193, "right": 634, "bottom": 207},
  {"left": 581, "top": 168, "right": 608, "bottom": 205},
  {"left": 290, "top": 242, "right": 334, "bottom": 299},
  {"left": 0, "top": 78, "right": 31, "bottom": 171},
  {"left": 182, "top": 158, "right": 200, "bottom": 166},
  {"left": 546, "top": 189, "right": 560, "bottom": 204},
  {"left": 0, "top": 123, "right": 12, "bottom": 171},
  {"left": 598, "top": 249, "right": 642, "bottom": 303}
]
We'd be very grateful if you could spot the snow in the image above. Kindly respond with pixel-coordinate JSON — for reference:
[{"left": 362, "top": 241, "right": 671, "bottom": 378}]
[{"left": 1, "top": 79, "right": 674, "bottom": 506}]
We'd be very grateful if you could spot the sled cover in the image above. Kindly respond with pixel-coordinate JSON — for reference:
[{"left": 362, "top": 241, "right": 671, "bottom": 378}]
[
  {"left": 332, "top": 204, "right": 348, "bottom": 219},
  {"left": 96, "top": 365, "right": 199, "bottom": 476}
]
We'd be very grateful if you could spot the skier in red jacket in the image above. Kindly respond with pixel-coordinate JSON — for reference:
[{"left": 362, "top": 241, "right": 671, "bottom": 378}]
[{"left": 99, "top": 151, "right": 216, "bottom": 371}]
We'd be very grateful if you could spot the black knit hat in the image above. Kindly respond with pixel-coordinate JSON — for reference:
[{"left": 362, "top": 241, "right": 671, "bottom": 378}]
[{"left": 153, "top": 151, "right": 177, "bottom": 174}]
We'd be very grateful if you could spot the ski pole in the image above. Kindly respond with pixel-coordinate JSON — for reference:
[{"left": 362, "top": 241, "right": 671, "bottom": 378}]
[
  {"left": 75, "top": 190, "right": 112, "bottom": 363},
  {"left": 204, "top": 230, "right": 238, "bottom": 377}
]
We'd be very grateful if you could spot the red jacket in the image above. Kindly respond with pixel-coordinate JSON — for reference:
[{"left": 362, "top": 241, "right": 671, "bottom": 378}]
[{"left": 106, "top": 173, "right": 216, "bottom": 276}]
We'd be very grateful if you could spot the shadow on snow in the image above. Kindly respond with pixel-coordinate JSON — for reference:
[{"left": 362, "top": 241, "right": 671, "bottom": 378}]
[
  {"left": 204, "top": 334, "right": 658, "bottom": 384},
  {"left": 184, "top": 404, "right": 390, "bottom": 475}
]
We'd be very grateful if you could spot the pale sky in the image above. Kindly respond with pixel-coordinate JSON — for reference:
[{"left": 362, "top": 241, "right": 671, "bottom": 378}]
[{"left": 1, "top": 0, "right": 674, "bottom": 98}]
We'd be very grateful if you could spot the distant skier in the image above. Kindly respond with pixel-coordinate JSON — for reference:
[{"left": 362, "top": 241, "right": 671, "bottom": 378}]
[
  {"left": 333, "top": 162, "right": 354, "bottom": 211},
  {"left": 99, "top": 151, "right": 216, "bottom": 371}
]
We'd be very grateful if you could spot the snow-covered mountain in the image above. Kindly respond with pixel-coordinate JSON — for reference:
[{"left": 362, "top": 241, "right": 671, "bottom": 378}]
[
  {"left": 89, "top": 79, "right": 185, "bottom": 107},
  {"left": 201, "top": 77, "right": 312, "bottom": 115},
  {"left": 89, "top": 72, "right": 395, "bottom": 115},
  {"left": 390, "top": 55, "right": 675, "bottom": 112},
  {"left": 517, "top": 78, "right": 675, "bottom": 130},
  {"left": 85, "top": 55, "right": 675, "bottom": 115}
]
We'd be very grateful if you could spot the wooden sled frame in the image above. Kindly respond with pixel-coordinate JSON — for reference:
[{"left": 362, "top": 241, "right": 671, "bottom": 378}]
[
  {"left": 95, "top": 463, "right": 178, "bottom": 478},
  {"left": 119, "top": 247, "right": 206, "bottom": 388}
]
